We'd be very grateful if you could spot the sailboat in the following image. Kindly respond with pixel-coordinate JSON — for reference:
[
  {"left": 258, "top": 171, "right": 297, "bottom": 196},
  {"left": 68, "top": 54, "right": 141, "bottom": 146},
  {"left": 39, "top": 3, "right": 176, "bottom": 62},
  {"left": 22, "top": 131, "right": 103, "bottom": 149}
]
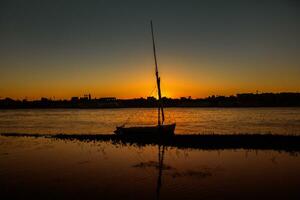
[{"left": 114, "top": 21, "right": 176, "bottom": 136}]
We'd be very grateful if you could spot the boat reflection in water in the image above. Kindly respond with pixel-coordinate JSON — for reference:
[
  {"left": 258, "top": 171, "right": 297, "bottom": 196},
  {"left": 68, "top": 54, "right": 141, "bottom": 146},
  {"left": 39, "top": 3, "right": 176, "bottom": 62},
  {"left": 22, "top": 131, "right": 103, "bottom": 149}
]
[
  {"left": 156, "top": 144, "right": 165, "bottom": 200},
  {"left": 1, "top": 134, "right": 300, "bottom": 200}
]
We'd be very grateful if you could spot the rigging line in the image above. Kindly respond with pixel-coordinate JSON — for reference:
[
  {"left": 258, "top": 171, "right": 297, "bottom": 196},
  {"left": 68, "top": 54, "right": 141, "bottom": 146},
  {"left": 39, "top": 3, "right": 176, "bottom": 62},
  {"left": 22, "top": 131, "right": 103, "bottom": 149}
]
[
  {"left": 148, "top": 84, "right": 157, "bottom": 97},
  {"left": 121, "top": 85, "right": 157, "bottom": 126}
]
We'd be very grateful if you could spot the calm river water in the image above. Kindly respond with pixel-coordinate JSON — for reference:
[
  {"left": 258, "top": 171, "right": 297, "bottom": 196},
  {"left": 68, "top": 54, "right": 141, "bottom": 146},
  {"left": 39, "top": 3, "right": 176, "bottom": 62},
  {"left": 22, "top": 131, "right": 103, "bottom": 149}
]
[
  {"left": 1, "top": 108, "right": 300, "bottom": 199},
  {"left": 0, "top": 136, "right": 299, "bottom": 199},
  {"left": 0, "top": 107, "right": 300, "bottom": 134}
]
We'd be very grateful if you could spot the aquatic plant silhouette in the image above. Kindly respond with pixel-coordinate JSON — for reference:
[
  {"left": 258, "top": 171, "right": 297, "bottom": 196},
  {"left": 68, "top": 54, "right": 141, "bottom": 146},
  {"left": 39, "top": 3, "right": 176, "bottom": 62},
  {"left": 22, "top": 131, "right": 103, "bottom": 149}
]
[{"left": 2, "top": 133, "right": 299, "bottom": 153}]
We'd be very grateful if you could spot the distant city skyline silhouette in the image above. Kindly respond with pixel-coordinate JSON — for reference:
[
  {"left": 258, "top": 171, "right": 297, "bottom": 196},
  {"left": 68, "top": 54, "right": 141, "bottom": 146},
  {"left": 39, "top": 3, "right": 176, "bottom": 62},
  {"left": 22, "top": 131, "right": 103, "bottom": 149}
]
[{"left": 1, "top": 92, "right": 300, "bottom": 108}]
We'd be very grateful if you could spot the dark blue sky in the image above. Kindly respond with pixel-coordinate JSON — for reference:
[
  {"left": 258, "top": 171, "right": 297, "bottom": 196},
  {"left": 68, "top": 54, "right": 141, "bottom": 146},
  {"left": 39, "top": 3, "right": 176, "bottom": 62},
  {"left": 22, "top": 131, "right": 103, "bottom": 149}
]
[{"left": 0, "top": 0, "right": 299, "bottom": 99}]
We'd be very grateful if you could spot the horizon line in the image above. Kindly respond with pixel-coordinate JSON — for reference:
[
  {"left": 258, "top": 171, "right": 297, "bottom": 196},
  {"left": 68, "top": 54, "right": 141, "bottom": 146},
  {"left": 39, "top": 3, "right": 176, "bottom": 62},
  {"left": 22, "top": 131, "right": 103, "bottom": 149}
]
[{"left": 1, "top": 91, "right": 300, "bottom": 101}]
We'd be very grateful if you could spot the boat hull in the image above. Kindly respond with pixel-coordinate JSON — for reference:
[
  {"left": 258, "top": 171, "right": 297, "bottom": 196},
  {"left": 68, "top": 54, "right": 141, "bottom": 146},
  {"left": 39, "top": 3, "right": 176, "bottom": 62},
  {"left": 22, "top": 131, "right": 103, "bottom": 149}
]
[{"left": 114, "top": 123, "right": 176, "bottom": 137}]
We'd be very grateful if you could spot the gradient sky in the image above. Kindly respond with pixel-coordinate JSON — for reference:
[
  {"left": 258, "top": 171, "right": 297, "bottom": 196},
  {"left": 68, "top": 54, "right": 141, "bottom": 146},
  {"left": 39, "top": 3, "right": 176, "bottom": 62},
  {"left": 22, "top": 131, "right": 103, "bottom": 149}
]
[{"left": 0, "top": 0, "right": 300, "bottom": 100}]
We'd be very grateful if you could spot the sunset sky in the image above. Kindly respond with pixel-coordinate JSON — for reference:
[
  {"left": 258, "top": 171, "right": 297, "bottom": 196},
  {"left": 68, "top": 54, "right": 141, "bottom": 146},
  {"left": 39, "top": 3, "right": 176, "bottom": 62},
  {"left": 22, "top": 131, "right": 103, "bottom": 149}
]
[{"left": 0, "top": 0, "right": 300, "bottom": 100}]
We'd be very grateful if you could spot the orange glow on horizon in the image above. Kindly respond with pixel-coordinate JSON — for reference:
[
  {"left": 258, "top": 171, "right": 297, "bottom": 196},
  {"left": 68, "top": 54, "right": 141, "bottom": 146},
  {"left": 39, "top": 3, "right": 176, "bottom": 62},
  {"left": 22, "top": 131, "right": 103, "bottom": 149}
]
[
  {"left": 1, "top": 60, "right": 299, "bottom": 100},
  {"left": 2, "top": 78, "right": 299, "bottom": 101}
]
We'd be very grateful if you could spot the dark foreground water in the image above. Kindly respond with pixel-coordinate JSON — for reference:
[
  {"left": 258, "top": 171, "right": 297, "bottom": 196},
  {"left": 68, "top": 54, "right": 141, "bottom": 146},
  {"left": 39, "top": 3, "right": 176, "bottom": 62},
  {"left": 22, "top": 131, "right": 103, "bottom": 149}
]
[
  {"left": 0, "top": 136, "right": 300, "bottom": 200},
  {"left": 1, "top": 108, "right": 300, "bottom": 199},
  {"left": 1, "top": 107, "right": 300, "bottom": 134}
]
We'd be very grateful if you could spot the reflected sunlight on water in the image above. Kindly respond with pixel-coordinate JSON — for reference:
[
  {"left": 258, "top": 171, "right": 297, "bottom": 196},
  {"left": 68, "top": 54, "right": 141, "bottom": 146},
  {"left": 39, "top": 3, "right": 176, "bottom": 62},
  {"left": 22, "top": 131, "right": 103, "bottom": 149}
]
[
  {"left": 0, "top": 107, "right": 300, "bottom": 135},
  {"left": 0, "top": 136, "right": 299, "bottom": 200}
]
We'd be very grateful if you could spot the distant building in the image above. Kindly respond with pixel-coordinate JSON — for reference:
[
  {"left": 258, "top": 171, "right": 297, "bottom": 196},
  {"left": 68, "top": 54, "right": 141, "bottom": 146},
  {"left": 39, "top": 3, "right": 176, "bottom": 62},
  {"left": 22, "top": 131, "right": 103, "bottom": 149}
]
[
  {"left": 180, "top": 96, "right": 192, "bottom": 101},
  {"left": 99, "top": 97, "right": 116, "bottom": 101},
  {"left": 41, "top": 97, "right": 49, "bottom": 101},
  {"left": 80, "top": 97, "right": 89, "bottom": 101},
  {"left": 71, "top": 97, "right": 79, "bottom": 102},
  {"left": 4, "top": 97, "right": 14, "bottom": 102},
  {"left": 147, "top": 96, "right": 156, "bottom": 101}
]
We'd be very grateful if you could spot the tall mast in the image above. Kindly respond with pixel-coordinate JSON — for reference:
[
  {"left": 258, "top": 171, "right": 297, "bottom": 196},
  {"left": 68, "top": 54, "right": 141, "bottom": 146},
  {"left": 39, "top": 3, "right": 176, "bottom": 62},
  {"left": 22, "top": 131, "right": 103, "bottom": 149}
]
[{"left": 151, "top": 20, "right": 165, "bottom": 125}]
